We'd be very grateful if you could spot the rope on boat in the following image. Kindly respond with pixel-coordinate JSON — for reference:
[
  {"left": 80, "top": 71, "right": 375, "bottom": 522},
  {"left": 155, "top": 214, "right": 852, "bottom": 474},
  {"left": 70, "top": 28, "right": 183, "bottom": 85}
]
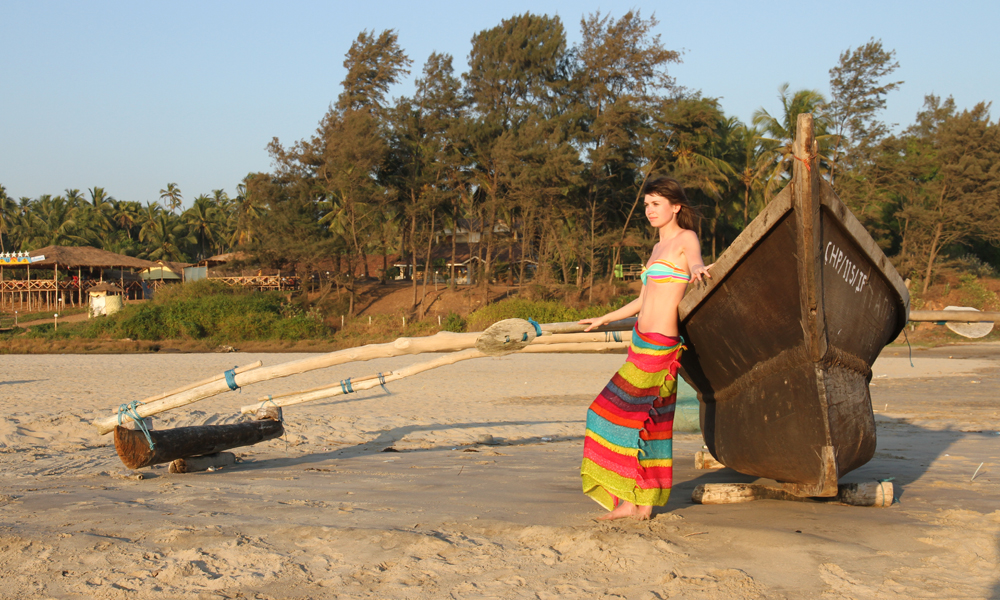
[
  {"left": 377, "top": 372, "right": 390, "bottom": 394},
  {"left": 117, "top": 400, "right": 155, "bottom": 451},
  {"left": 340, "top": 378, "right": 355, "bottom": 394},
  {"left": 902, "top": 329, "right": 914, "bottom": 368},
  {"left": 259, "top": 395, "right": 282, "bottom": 422},
  {"left": 224, "top": 366, "right": 241, "bottom": 392},
  {"left": 878, "top": 477, "right": 897, "bottom": 505},
  {"left": 527, "top": 317, "right": 542, "bottom": 338}
]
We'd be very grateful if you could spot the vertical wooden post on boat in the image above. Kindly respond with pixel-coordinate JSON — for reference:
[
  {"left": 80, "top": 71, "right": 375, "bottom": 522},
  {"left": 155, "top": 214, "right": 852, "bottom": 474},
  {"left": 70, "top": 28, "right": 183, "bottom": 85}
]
[
  {"left": 787, "top": 114, "right": 839, "bottom": 498},
  {"left": 792, "top": 113, "right": 828, "bottom": 363}
]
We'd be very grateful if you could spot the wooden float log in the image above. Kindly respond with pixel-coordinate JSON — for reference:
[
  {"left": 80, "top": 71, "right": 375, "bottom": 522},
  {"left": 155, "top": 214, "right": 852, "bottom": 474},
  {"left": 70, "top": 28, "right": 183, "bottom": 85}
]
[
  {"left": 692, "top": 481, "right": 893, "bottom": 508},
  {"left": 168, "top": 452, "right": 237, "bottom": 473},
  {"left": 113, "top": 418, "right": 283, "bottom": 469}
]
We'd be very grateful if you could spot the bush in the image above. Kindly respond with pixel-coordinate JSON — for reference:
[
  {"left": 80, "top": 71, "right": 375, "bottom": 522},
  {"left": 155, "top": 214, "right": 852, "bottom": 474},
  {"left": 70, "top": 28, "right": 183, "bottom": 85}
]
[
  {"left": 441, "top": 311, "right": 466, "bottom": 333},
  {"left": 81, "top": 282, "right": 332, "bottom": 343}
]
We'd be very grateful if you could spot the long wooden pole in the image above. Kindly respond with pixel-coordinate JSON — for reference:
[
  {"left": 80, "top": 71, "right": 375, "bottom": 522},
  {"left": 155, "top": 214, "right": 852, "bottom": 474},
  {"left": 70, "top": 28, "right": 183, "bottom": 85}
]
[
  {"left": 93, "top": 319, "right": 638, "bottom": 435},
  {"left": 908, "top": 310, "right": 1000, "bottom": 322},
  {"left": 137, "top": 360, "right": 263, "bottom": 406},
  {"left": 239, "top": 337, "right": 633, "bottom": 415}
]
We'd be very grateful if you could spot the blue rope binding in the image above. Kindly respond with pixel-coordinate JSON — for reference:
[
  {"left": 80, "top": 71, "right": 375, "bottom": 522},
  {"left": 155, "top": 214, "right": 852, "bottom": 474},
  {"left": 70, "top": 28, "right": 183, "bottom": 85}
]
[
  {"left": 118, "top": 400, "right": 155, "bottom": 450},
  {"left": 527, "top": 317, "right": 542, "bottom": 338},
  {"left": 224, "top": 366, "right": 241, "bottom": 392},
  {"left": 377, "top": 372, "right": 390, "bottom": 394},
  {"left": 340, "top": 378, "right": 355, "bottom": 394}
]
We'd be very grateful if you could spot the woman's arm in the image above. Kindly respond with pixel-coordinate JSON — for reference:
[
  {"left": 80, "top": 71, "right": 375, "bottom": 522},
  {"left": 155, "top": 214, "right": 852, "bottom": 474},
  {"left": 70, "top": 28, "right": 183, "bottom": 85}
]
[
  {"left": 680, "top": 230, "right": 712, "bottom": 283},
  {"left": 578, "top": 287, "right": 645, "bottom": 331}
]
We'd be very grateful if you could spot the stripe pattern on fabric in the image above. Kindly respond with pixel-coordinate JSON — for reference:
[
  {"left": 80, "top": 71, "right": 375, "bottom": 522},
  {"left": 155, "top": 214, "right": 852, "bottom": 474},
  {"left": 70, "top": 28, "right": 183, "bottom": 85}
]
[
  {"left": 640, "top": 259, "right": 692, "bottom": 285},
  {"left": 581, "top": 327, "right": 684, "bottom": 510}
]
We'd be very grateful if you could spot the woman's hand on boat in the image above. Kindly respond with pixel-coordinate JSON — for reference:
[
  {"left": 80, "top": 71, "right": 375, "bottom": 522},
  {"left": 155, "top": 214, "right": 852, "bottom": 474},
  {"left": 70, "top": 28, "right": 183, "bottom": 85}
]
[{"left": 691, "top": 263, "right": 713, "bottom": 283}]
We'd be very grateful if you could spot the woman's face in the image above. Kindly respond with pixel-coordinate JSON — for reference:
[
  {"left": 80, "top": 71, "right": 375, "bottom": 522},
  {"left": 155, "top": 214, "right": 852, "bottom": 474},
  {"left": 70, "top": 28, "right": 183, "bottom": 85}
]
[{"left": 644, "top": 194, "right": 680, "bottom": 228}]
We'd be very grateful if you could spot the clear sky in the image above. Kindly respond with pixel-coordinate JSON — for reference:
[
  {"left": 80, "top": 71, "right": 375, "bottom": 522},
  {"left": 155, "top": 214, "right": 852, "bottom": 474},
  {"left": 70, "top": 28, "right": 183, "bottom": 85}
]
[{"left": 1, "top": 1, "right": 997, "bottom": 208}]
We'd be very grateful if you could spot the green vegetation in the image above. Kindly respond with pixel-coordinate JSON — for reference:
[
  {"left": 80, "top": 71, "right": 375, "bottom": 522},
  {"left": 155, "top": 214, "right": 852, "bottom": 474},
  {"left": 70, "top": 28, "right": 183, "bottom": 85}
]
[{"left": 79, "top": 281, "right": 329, "bottom": 344}]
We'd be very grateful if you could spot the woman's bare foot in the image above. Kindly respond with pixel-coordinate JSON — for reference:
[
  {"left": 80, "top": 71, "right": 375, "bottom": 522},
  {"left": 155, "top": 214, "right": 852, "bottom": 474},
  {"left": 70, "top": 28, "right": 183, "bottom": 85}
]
[{"left": 597, "top": 501, "right": 653, "bottom": 521}]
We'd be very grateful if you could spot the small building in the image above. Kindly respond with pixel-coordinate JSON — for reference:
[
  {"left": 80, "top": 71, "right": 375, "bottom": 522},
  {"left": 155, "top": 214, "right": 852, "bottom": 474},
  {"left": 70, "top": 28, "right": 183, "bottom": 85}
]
[{"left": 88, "top": 283, "right": 124, "bottom": 317}]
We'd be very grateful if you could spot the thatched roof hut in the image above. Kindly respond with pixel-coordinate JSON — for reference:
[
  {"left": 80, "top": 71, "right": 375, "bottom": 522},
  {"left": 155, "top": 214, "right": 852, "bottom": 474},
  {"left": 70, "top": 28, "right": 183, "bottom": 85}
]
[{"left": 24, "top": 246, "right": 157, "bottom": 270}]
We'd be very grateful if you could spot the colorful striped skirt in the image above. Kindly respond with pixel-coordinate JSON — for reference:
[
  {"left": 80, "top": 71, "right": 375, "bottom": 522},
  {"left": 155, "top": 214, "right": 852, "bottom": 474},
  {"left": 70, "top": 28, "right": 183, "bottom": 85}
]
[{"left": 581, "top": 328, "right": 684, "bottom": 510}]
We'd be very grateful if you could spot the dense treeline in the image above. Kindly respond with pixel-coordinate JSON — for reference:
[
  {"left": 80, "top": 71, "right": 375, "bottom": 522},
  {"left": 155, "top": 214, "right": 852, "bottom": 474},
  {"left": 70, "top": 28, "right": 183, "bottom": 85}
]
[{"left": 2, "top": 11, "right": 998, "bottom": 309}]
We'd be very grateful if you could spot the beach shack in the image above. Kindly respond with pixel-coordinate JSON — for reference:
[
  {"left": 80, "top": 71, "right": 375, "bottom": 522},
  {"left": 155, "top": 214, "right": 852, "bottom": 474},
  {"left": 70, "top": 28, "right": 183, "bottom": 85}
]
[
  {"left": 87, "top": 283, "right": 124, "bottom": 318},
  {"left": 0, "top": 246, "right": 156, "bottom": 311},
  {"left": 140, "top": 260, "right": 189, "bottom": 298}
]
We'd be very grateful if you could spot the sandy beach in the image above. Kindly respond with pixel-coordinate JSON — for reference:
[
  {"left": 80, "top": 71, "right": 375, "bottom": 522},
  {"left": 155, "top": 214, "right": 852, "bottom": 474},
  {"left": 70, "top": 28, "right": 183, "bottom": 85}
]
[{"left": 1, "top": 344, "right": 999, "bottom": 599}]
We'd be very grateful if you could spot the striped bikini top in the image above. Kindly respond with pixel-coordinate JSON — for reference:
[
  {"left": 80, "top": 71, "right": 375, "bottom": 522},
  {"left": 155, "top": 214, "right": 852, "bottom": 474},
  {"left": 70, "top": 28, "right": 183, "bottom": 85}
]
[{"left": 641, "top": 259, "right": 691, "bottom": 285}]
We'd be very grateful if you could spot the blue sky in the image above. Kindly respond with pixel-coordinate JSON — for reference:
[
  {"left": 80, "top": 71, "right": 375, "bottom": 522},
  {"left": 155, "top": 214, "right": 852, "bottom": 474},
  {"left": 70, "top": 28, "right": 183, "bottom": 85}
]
[{"left": 1, "top": 1, "right": 997, "bottom": 207}]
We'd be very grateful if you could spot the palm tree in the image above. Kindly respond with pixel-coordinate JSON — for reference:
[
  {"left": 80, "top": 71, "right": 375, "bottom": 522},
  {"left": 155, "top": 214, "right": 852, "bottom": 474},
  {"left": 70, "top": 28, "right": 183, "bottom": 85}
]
[
  {"left": 140, "top": 203, "right": 192, "bottom": 261},
  {"left": 0, "top": 185, "right": 15, "bottom": 252},
  {"left": 23, "top": 195, "right": 87, "bottom": 248},
  {"left": 729, "top": 123, "right": 770, "bottom": 225},
  {"left": 752, "top": 84, "right": 831, "bottom": 199},
  {"left": 182, "top": 194, "right": 224, "bottom": 259},
  {"left": 159, "top": 183, "right": 183, "bottom": 213},
  {"left": 229, "top": 179, "right": 263, "bottom": 247},
  {"left": 113, "top": 200, "right": 142, "bottom": 240}
]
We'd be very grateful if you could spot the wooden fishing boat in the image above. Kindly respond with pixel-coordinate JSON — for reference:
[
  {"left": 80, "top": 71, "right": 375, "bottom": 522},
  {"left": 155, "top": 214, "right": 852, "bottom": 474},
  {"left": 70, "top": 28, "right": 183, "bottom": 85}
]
[{"left": 677, "top": 114, "right": 910, "bottom": 497}]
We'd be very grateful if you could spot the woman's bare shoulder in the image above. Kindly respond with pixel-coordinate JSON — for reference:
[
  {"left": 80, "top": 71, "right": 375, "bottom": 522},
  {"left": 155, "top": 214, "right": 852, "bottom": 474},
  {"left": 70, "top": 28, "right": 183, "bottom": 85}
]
[{"left": 678, "top": 229, "right": 700, "bottom": 245}]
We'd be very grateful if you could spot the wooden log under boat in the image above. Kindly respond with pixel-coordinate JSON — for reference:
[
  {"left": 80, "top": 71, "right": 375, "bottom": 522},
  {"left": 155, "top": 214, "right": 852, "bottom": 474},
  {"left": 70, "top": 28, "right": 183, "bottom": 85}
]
[
  {"left": 678, "top": 113, "right": 909, "bottom": 497},
  {"left": 114, "top": 417, "right": 283, "bottom": 470}
]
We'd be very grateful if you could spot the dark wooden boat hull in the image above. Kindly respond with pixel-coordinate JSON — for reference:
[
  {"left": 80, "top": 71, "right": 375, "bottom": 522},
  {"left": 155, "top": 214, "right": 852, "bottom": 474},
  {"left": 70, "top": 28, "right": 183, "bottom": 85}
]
[{"left": 678, "top": 115, "right": 909, "bottom": 497}]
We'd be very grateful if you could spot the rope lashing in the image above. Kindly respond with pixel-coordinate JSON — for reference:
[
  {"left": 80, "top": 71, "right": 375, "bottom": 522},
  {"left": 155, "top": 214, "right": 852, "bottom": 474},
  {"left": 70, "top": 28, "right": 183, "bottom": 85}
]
[
  {"left": 117, "top": 400, "right": 155, "bottom": 450},
  {"left": 793, "top": 153, "right": 813, "bottom": 172},
  {"left": 902, "top": 328, "right": 914, "bottom": 368},
  {"left": 258, "top": 395, "right": 282, "bottom": 421},
  {"left": 877, "top": 477, "right": 897, "bottom": 505},
  {"left": 340, "top": 378, "right": 355, "bottom": 394},
  {"left": 527, "top": 317, "right": 542, "bottom": 338},
  {"left": 605, "top": 330, "right": 622, "bottom": 343},
  {"left": 377, "top": 372, "right": 390, "bottom": 394},
  {"left": 224, "top": 366, "right": 241, "bottom": 392}
]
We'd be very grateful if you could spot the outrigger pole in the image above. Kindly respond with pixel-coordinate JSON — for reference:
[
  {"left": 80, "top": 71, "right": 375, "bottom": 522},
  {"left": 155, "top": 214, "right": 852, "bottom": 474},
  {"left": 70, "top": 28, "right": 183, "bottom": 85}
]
[{"left": 92, "top": 317, "right": 638, "bottom": 434}]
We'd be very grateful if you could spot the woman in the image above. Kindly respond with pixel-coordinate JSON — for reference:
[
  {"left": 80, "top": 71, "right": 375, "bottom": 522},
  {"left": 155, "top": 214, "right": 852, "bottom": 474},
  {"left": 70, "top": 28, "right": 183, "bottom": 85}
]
[{"left": 579, "top": 176, "right": 710, "bottom": 521}]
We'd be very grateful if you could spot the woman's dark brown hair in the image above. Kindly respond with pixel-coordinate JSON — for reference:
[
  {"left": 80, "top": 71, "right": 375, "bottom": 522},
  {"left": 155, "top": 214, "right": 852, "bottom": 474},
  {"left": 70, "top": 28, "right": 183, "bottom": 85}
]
[{"left": 642, "top": 176, "right": 701, "bottom": 231}]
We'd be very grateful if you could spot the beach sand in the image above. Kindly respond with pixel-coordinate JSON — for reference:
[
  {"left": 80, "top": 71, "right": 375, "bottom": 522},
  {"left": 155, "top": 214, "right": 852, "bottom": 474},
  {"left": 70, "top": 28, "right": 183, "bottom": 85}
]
[{"left": 1, "top": 344, "right": 998, "bottom": 599}]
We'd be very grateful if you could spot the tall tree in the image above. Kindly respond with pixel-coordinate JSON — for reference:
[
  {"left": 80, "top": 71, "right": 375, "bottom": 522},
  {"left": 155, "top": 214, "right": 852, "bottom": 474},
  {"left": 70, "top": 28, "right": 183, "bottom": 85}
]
[
  {"left": 159, "top": 183, "right": 183, "bottom": 213},
  {"left": 0, "top": 185, "right": 14, "bottom": 252},
  {"left": 574, "top": 10, "right": 680, "bottom": 287},
  {"left": 336, "top": 29, "right": 412, "bottom": 115},
  {"left": 827, "top": 38, "right": 903, "bottom": 186},
  {"left": 753, "top": 84, "right": 830, "bottom": 198},
  {"left": 893, "top": 97, "right": 1000, "bottom": 292},
  {"left": 464, "top": 13, "right": 570, "bottom": 297}
]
